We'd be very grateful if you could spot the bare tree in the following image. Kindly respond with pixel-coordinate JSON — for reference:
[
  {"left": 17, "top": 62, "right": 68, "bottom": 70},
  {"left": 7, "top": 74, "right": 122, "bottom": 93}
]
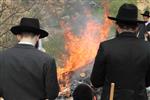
[{"left": 0, "top": 0, "right": 50, "bottom": 50}]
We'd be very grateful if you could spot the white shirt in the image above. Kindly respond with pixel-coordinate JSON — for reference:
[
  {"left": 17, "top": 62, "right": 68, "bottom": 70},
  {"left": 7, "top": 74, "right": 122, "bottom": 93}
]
[
  {"left": 18, "top": 41, "right": 34, "bottom": 46},
  {"left": 145, "top": 21, "right": 150, "bottom": 26}
]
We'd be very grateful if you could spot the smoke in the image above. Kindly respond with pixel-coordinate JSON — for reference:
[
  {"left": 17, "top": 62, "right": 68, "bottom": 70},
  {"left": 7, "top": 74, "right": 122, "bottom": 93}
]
[{"left": 61, "top": 0, "right": 103, "bottom": 35}]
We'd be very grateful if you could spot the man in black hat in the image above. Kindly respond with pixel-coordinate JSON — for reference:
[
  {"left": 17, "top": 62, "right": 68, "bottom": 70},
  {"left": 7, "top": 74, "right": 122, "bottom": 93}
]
[
  {"left": 0, "top": 17, "right": 59, "bottom": 100},
  {"left": 91, "top": 3, "right": 150, "bottom": 100},
  {"left": 137, "top": 10, "right": 150, "bottom": 40},
  {"left": 141, "top": 11, "right": 150, "bottom": 22}
]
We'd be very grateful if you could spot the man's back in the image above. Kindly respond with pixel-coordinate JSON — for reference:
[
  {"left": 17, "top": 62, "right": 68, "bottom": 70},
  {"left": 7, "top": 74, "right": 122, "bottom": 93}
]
[
  {"left": 0, "top": 44, "right": 59, "bottom": 100},
  {"left": 91, "top": 32, "right": 150, "bottom": 100},
  {"left": 104, "top": 32, "right": 149, "bottom": 87}
]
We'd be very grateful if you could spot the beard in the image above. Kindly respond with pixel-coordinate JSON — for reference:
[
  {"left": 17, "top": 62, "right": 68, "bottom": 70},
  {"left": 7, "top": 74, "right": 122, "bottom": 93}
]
[
  {"left": 115, "top": 30, "right": 119, "bottom": 37},
  {"left": 35, "top": 41, "right": 39, "bottom": 49}
]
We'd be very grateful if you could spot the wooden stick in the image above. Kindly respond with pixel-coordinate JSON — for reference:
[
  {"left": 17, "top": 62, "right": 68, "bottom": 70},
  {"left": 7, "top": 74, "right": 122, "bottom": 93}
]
[{"left": 109, "top": 83, "right": 115, "bottom": 100}]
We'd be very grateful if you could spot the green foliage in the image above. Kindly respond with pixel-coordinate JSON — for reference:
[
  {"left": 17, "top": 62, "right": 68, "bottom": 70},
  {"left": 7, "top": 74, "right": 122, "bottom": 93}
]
[
  {"left": 93, "top": 6, "right": 103, "bottom": 19},
  {"left": 43, "top": 33, "right": 65, "bottom": 60},
  {"left": 144, "top": 6, "right": 150, "bottom": 11},
  {"left": 109, "top": 0, "right": 137, "bottom": 16},
  {"left": 21, "top": 0, "right": 29, "bottom": 5}
]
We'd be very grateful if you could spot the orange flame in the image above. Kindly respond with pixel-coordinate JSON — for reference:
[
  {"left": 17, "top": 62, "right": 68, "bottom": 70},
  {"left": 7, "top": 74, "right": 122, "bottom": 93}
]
[{"left": 58, "top": 2, "right": 112, "bottom": 95}]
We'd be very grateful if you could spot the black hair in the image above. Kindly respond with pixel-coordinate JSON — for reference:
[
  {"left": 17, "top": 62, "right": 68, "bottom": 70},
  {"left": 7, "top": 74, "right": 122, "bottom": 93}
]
[
  {"left": 73, "top": 84, "right": 94, "bottom": 100},
  {"left": 19, "top": 32, "right": 38, "bottom": 38},
  {"left": 116, "top": 21, "right": 138, "bottom": 30},
  {"left": 35, "top": 41, "right": 39, "bottom": 49}
]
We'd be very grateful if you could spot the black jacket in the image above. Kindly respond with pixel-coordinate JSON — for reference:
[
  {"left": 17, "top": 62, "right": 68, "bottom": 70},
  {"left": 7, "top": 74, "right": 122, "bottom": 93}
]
[
  {"left": 91, "top": 32, "right": 150, "bottom": 100},
  {"left": 0, "top": 44, "right": 59, "bottom": 100},
  {"left": 137, "top": 23, "right": 150, "bottom": 40}
]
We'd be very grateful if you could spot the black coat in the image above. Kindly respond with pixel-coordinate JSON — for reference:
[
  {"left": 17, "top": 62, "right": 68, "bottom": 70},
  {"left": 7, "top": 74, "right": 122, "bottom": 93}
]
[
  {"left": 137, "top": 23, "right": 150, "bottom": 40},
  {"left": 91, "top": 32, "right": 150, "bottom": 100},
  {"left": 147, "top": 23, "right": 150, "bottom": 32},
  {"left": 0, "top": 44, "right": 59, "bottom": 100}
]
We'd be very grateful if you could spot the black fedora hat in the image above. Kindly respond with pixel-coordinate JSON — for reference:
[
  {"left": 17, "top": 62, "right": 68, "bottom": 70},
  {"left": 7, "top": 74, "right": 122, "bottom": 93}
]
[
  {"left": 141, "top": 11, "right": 150, "bottom": 17},
  {"left": 11, "top": 17, "right": 48, "bottom": 38},
  {"left": 108, "top": 3, "right": 145, "bottom": 23}
]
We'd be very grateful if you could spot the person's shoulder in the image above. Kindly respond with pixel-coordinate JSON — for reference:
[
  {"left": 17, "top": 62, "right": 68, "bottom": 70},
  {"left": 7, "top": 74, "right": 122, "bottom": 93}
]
[
  {"left": 35, "top": 50, "right": 54, "bottom": 61},
  {"left": 145, "top": 41, "right": 150, "bottom": 46},
  {"left": 138, "top": 38, "right": 150, "bottom": 44},
  {"left": 100, "top": 38, "right": 116, "bottom": 46},
  {"left": 0, "top": 50, "right": 3, "bottom": 56},
  {"left": 0, "top": 47, "right": 14, "bottom": 60},
  {"left": 137, "top": 40, "right": 150, "bottom": 50},
  {"left": 37, "top": 51, "right": 55, "bottom": 66},
  {"left": 145, "top": 41, "right": 150, "bottom": 53},
  {"left": 0, "top": 47, "right": 15, "bottom": 54}
]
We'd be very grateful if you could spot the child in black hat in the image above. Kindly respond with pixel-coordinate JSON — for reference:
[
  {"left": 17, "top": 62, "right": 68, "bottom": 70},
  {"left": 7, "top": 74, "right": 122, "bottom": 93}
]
[{"left": 73, "top": 84, "right": 97, "bottom": 100}]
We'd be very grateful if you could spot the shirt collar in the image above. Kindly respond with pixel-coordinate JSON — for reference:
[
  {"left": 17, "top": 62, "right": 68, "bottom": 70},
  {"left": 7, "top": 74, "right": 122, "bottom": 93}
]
[
  {"left": 145, "top": 21, "right": 150, "bottom": 26},
  {"left": 18, "top": 41, "right": 34, "bottom": 46}
]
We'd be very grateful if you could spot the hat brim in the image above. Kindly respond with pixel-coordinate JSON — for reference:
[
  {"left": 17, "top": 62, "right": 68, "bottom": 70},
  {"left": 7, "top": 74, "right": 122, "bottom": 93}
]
[
  {"left": 141, "top": 14, "right": 150, "bottom": 17},
  {"left": 11, "top": 26, "right": 48, "bottom": 38},
  {"left": 108, "top": 16, "right": 146, "bottom": 23}
]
